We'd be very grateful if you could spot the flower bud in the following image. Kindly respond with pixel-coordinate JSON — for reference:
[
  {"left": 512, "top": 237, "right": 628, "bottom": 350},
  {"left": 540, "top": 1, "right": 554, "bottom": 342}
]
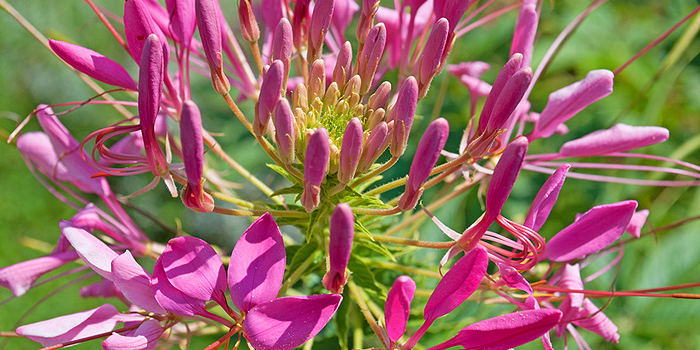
[
  {"left": 357, "top": 121, "right": 388, "bottom": 174},
  {"left": 195, "top": 0, "right": 231, "bottom": 94},
  {"left": 338, "top": 118, "right": 363, "bottom": 184},
  {"left": 358, "top": 24, "right": 386, "bottom": 94},
  {"left": 333, "top": 41, "right": 353, "bottom": 87},
  {"left": 322, "top": 203, "right": 354, "bottom": 293},
  {"left": 124, "top": 0, "right": 170, "bottom": 64},
  {"left": 417, "top": 18, "right": 449, "bottom": 98},
  {"left": 273, "top": 19, "right": 293, "bottom": 86},
  {"left": 307, "top": 0, "right": 335, "bottom": 61},
  {"left": 274, "top": 99, "right": 296, "bottom": 164},
  {"left": 238, "top": 0, "right": 260, "bottom": 43},
  {"left": 165, "top": 0, "right": 196, "bottom": 48},
  {"left": 324, "top": 82, "right": 340, "bottom": 106},
  {"left": 366, "top": 108, "right": 385, "bottom": 131},
  {"left": 356, "top": 0, "right": 380, "bottom": 43},
  {"left": 511, "top": 0, "right": 538, "bottom": 68},
  {"left": 477, "top": 54, "right": 522, "bottom": 136},
  {"left": 484, "top": 67, "right": 532, "bottom": 136},
  {"left": 180, "top": 100, "right": 214, "bottom": 213},
  {"left": 389, "top": 76, "right": 418, "bottom": 157},
  {"left": 308, "top": 59, "right": 326, "bottom": 102},
  {"left": 367, "top": 81, "right": 392, "bottom": 112},
  {"left": 384, "top": 276, "right": 416, "bottom": 343},
  {"left": 139, "top": 34, "right": 169, "bottom": 177},
  {"left": 301, "top": 128, "right": 330, "bottom": 212},
  {"left": 254, "top": 60, "right": 285, "bottom": 135},
  {"left": 49, "top": 40, "right": 137, "bottom": 91},
  {"left": 293, "top": 83, "right": 309, "bottom": 111},
  {"left": 398, "top": 118, "right": 449, "bottom": 211}
]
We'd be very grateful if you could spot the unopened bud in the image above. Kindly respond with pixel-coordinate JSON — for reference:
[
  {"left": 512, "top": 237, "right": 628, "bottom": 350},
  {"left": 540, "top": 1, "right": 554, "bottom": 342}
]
[
  {"left": 367, "top": 81, "right": 392, "bottom": 112},
  {"left": 477, "top": 54, "right": 522, "bottom": 136},
  {"left": 238, "top": 0, "right": 260, "bottom": 42},
  {"left": 338, "top": 118, "right": 363, "bottom": 184},
  {"left": 389, "top": 76, "right": 418, "bottom": 157},
  {"left": 324, "top": 82, "right": 340, "bottom": 106},
  {"left": 254, "top": 60, "right": 285, "bottom": 135},
  {"left": 180, "top": 100, "right": 214, "bottom": 213},
  {"left": 307, "top": 0, "right": 335, "bottom": 61},
  {"left": 301, "top": 128, "right": 330, "bottom": 212},
  {"left": 366, "top": 108, "right": 385, "bottom": 130},
  {"left": 485, "top": 67, "right": 532, "bottom": 137},
  {"left": 398, "top": 118, "right": 450, "bottom": 210},
  {"left": 273, "top": 19, "right": 293, "bottom": 87},
  {"left": 308, "top": 59, "right": 327, "bottom": 102},
  {"left": 195, "top": 0, "right": 230, "bottom": 95},
  {"left": 274, "top": 99, "right": 296, "bottom": 164},
  {"left": 293, "top": 83, "right": 309, "bottom": 111},
  {"left": 357, "top": 121, "right": 388, "bottom": 174},
  {"left": 356, "top": 0, "right": 380, "bottom": 44},
  {"left": 139, "top": 34, "right": 169, "bottom": 177},
  {"left": 358, "top": 24, "right": 386, "bottom": 94},
  {"left": 417, "top": 18, "right": 449, "bottom": 99},
  {"left": 333, "top": 41, "right": 353, "bottom": 87},
  {"left": 322, "top": 203, "right": 354, "bottom": 293}
]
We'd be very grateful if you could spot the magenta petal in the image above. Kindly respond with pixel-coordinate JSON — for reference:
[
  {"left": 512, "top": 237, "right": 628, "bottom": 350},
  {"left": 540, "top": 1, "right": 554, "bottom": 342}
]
[
  {"left": 16, "top": 132, "right": 70, "bottom": 181},
  {"left": 424, "top": 246, "right": 488, "bottom": 322},
  {"left": 228, "top": 213, "right": 286, "bottom": 312},
  {"left": 497, "top": 263, "right": 532, "bottom": 294},
  {"left": 485, "top": 136, "right": 528, "bottom": 219},
  {"left": 112, "top": 251, "right": 166, "bottom": 313},
  {"left": 384, "top": 275, "right": 416, "bottom": 343},
  {"left": 16, "top": 304, "right": 121, "bottom": 347},
  {"left": 60, "top": 220, "right": 118, "bottom": 280},
  {"left": 158, "top": 236, "right": 227, "bottom": 308},
  {"left": 103, "top": 318, "right": 163, "bottom": 350},
  {"left": 49, "top": 39, "right": 137, "bottom": 90},
  {"left": 543, "top": 200, "right": 638, "bottom": 262},
  {"left": 556, "top": 263, "right": 584, "bottom": 337},
  {"left": 524, "top": 164, "right": 570, "bottom": 231},
  {"left": 531, "top": 69, "right": 614, "bottom": 140},
  {"left": 0, "top": 250, "right": 77, "bottom": 297},
  {"left": 429, "top": 309, "right": 562, "bottom": 350},
  {"left": 573, "top": 299, "right": 620, "bottom": 343},
  {"left": 559, "top": 123, "right": 669, "bottom": 157},
  {"left": 151, "top": 259, "right": 207, "bottom": 316},
  {"left": 243, "top": 294, "right": 342, "bottom": 350}
]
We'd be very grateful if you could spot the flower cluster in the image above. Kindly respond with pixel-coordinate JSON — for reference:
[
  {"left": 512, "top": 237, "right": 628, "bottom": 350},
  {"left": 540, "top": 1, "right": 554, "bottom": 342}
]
[{"left": 2, "top": 0, "right": 700, "bottom": 349}]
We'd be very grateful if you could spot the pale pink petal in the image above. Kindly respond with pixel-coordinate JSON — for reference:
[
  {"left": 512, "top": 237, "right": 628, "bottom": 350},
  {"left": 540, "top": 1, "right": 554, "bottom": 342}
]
[
  {"left": 228, "top": 213, "right": 286, "bottom": 312},
  {"left": 625, "top": 209, "right": 649, "bottom": 238},
  {"left": 543, "top": 200, "right": 638, "bottom": 262},
  {"left": 524, "top": 164, "right": 570, "bottom": 231},
  {"left": 112, "top": 251, "right": 166, "bottom": 313},
  {"left": 385, "top": 276, "right": 416, "bottom": 343},
  {"left": 103, "top": 318, "right": 163, "bottom": 350},
  {"left": 424, "top": 246, "right": 488, "bottom": 322},
  {"left": 530, "top": 70, "right": 614, "bottom": 140},
  {"left": 428, "top": 309, "right": 562, "bottom": 350},
  {"left": 243, "top": 294, "right": 342, "bottom": 350},
  {"left": 151, "top": 259, "right": 207, "bottom": 316},
  {"left": 16, "top": 131, "right": 70, "bottom": 181},
  {"left": 0, "top": 250, "right": 77, "bottom": 296},
  {"left": 573, "top": 299, "right": 620, "bottom": 343},
  {"left": 49, "top": 39, "right": 137, "bottom": 90},
  {"left": 559, "top": 124, "right": 669, "bottom": 157},
  {"left": 16, "top": 304, "right": 121, "bottom": 347},
  {"left": 80, "top": 279, "right": 123, "bottom": 299},
  {"left": 556, "top": 263, "right": 585, "bottom": 337},
  {"left": 60, "top": 220, "right": 118, "bottom": 280},
  {"left": 497, "top": 263, "right": 532, "bottom": 294}
]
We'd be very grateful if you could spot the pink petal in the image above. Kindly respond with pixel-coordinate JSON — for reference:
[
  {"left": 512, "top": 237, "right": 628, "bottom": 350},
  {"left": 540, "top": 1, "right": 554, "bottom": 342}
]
[
  {"left": 60, "top": 220, "right": 118, "bottom": 280},
  {"left": 157, "top": 236, "right": 227, "bottom": 309},
  {"left": 243, "top": 294, "right": 343, "bottom": 350},
  {"left": 559, "top": 123, "right": 669, "bottom": 158},
  {"left": 572, "top": 299, "right": 620, "bottom": 343},
  {"left": 524, "top": 164, "right": 570, "bottom": 231},
  {"left": 228, "top": 213, "right": 286, "bottom": 312},
  {"left": 555, "top": 263, "right": 584, "bottom": 337},
  {"left": 124, "top": 0, "right": 169, "bottom": 63},
  {"left": 530, "top": 70, "right": 614, "bottom": 140},
  {"left": 0, "top": 250, "right": 78, "bottom": 297},
  {"left": 112, "top": 251, "right": 166, "bottom": 313},
  {"left": 103, "top": 318, "right": 163, "bottom": 350},
  {"left": 543, "top": 200, "right": 638, "bottom": 262},
  {"left": 16, "top": 304, "right": 121, "bottom": 347},
  {"left": 49, "top": 39, "right": 137, "bottom": 90},
  {"left": 429, "top": 309, "right": 562, "bottom": 350},
  {"left": 80, "top": 279, "right": 123, "bottom": 299},
  {"left": 626, "top": 209, "right": 649, "bottom": 238},
  {"left": 16, "top": 131, "right": 70, "bottom": 181},
  {"left": 151, "top": 259, "right": 207, "bottom": 316},
  {"left": 165, "top": 0, "right": 196, "bottom": 47},
  {"left": 424, "top": 246, "right": 488, "bottom": 323},
  {"left": 385, "top": 276, "right": 416, "bottom": 343}
]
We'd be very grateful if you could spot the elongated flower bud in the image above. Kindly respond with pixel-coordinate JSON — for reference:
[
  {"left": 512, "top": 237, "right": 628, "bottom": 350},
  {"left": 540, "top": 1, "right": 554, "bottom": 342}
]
[
  {"left": 485, "top": 136, "right": 528, "bottom": 221},
  {"left": 417, "top": 18, "right": 449, "bottom": 98},
  {"left": 477, "top": 54, "right": 522, "bottom": 136},
  {"left": 124, "top": 0, "right": 170, "bottom": 64},
  {"left": 322, "top": 203, "right": 354, "bottom": 293},
  {"left": 180, "top": 100, "right": 214, "bottom": 213},
  {"left": 238, "top": 0, "right": 260, "bottom": 43},
  {"left": 367, "top": 81, "right": 392, "bottom": 112},
  {"left": 358, "top": 23, "right": 386, "bottom": 94},
  {"left": 357, "top": 121, "right": 388, "bottom": 174},
  {"left": 195, "top": 0, "right": 230, "bottom": 94},
  {"left": 333, "top": 41, "right": 353, "bottom": 87},
  {"left": 356, "top": 0, "right": 380, "bottom": 43},
  {"left": 273, "top": 19, "right": 293, "bottom": 86},
  {"left": 398, "top": 118, "right": 449, "bottom": 210},
  {"left": 307, "top": 0, "right": 335, "bottom": 61},
  {"left": 510, "top": 0, "right": 538, "bottom": 68},
  {"left": 165, "top": 0, "right": 196, "bottom": 48},
  {"left": 301, "top": 128, "right": 330, "bottom": 212},
  {"left": 484, "top": 67, "right": 532, "bottom": 136},
  {"left": 338, "top": 118, "right": 363, "bottom": 184},
  {"left": 255, "top": 60, "right": 285, "bottom": 135},
  {"left": 139, "top": 34, "right": 169, "bottom": 177},
  {"left": 390, "top": 76, "right": 418, "bottom": 157},
  {"left": 274, "top": 99, "right": 296, "bottom": 164},
  {"left": 308, "top": 59, "right": 326, "bottom": 102},
  {"left": 49, "top": 40, "right": 137, "bottom": 91}
]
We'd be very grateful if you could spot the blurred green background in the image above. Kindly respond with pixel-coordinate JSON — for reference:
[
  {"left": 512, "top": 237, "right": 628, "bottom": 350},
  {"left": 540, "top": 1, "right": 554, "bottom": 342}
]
[{"left": 1, "top": 0, "right": 700, "bottom": 349}]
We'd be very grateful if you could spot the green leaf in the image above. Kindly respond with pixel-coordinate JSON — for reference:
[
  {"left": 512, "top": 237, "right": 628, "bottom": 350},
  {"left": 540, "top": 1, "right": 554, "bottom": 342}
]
[
  {"left": 268, "top": 184, "right": 303, "bottom": 197},
  {"left": 287, "top": 240, "right": 320, "bottom": 280},
  {"left": 267, "top": 163, "right": 297, "bottom": 183},
  {"left": 356, "top": 238, "right": 396, "bottom": 262},
  {"left": 336, "top": 186, "right": 391, "bottom": 209},
  {"left": 348, "top": 255, "right": 386, "bottom": 298}
]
